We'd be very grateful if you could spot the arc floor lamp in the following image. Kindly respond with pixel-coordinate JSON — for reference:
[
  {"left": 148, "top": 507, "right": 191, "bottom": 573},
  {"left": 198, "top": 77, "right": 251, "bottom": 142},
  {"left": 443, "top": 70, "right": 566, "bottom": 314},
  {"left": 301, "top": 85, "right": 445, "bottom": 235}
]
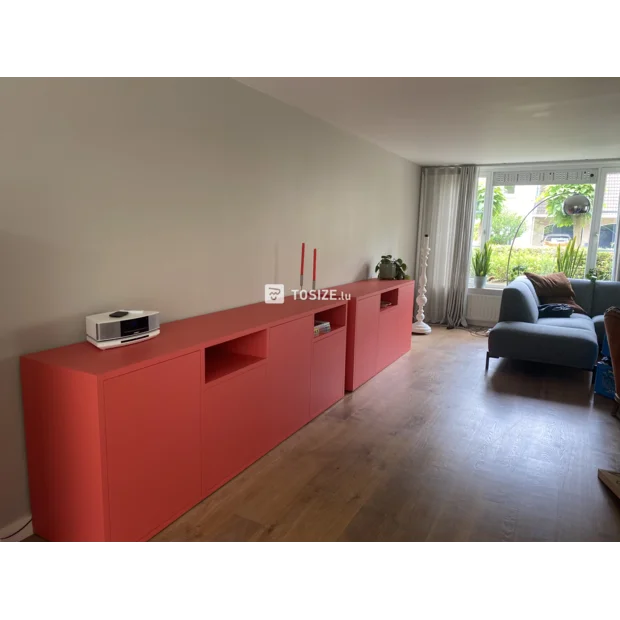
[{"left": 505, "top": 193, "right": 591, "bottom": 282}]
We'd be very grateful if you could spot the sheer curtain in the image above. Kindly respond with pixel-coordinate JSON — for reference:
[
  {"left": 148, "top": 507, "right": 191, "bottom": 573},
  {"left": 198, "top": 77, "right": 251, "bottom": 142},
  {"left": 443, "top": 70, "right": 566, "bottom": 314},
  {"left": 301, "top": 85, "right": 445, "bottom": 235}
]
[{"left": 415, "top": 165, "right": 478, "bottom": 327}]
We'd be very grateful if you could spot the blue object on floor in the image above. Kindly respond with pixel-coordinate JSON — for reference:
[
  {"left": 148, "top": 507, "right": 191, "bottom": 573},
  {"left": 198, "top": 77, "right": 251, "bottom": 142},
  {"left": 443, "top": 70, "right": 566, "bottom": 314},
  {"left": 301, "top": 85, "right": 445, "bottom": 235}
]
[
  {"left": 594, "top": 361, "right": 615, "bottom": 400},
  {"left": 602, "top": 333, "right": 610, "bottom": 357}
]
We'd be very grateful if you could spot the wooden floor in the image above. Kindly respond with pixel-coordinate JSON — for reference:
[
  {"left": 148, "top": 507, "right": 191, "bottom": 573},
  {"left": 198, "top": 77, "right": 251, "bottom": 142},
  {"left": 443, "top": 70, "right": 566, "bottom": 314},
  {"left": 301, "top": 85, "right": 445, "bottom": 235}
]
[
  {"left": 150, "top": 327, "right": 620, "bottom": 541},
  {"left": 28, "top": 326, "right": 620, "bottom": 542}
]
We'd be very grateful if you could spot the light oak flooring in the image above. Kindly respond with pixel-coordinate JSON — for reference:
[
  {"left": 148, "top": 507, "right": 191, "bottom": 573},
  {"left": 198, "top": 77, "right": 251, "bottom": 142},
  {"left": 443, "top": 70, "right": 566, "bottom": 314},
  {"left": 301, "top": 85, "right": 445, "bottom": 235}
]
[{"left": 149, "top": 326, "right": 620, "bottom": 542}]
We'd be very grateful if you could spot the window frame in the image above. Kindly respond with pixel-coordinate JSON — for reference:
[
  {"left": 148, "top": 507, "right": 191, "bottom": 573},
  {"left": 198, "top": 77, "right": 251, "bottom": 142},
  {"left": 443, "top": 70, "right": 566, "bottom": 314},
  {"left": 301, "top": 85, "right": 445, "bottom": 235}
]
[
  {"left": 586, "top": 167, "right": 620, "bottom": 275},
  {"left": 474, "top": 160, "right": 620, "bottom": 287}
]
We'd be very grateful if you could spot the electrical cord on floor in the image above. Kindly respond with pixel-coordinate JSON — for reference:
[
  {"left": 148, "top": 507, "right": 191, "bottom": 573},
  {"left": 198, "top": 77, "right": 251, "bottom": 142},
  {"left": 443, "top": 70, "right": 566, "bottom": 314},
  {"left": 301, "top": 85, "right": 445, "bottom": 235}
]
[
  {"left": 0, "top": 518, "right": 32, "bottom": 541},
  {"left": 459, "top": 325, "right": 491, "bottom": 337}
]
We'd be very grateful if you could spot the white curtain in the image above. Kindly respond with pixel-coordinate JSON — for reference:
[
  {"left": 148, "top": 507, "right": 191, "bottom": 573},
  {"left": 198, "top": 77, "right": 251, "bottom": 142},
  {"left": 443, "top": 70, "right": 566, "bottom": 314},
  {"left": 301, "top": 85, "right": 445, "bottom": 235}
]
[{"left": 416, "top": 165, "right": 478, "bottom": 327}]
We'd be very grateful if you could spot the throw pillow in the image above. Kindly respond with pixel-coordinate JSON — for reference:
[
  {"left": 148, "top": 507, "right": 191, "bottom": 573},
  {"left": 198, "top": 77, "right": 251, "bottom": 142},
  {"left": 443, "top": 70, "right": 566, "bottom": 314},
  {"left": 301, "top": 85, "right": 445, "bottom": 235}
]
[{"left": 524, "top": 272, "right": 587, "bottom": 315}]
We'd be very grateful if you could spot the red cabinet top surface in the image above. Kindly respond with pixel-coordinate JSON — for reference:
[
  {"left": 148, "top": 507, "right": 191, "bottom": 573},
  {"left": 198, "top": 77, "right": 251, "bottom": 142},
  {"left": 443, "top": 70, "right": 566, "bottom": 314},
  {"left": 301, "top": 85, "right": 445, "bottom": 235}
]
[
  {"left": 22, "top": 295, "right": 347, "bottom": 378},
  {"left": 333, "top": 278, "right": 414, "bottom": 300}
]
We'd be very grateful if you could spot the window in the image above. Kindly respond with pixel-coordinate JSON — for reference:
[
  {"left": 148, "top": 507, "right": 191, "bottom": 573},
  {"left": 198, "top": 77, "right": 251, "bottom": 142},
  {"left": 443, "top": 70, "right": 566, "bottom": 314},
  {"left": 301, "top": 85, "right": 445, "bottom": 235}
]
[
  {"left": 472, "top": 163, "right": 620, "bottom": 288},
  {"left": 591, "top": 171, "right": 620, "bottom": 280},
  {"left": 472, "top": 176, "right": 486, "bottom": 251}
]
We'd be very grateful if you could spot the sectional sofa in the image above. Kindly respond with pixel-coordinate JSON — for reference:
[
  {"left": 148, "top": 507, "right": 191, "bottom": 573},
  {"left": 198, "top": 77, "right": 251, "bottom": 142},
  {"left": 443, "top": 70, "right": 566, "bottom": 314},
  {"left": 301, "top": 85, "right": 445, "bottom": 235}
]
[{"left": 487, "top": 276, "right": 620, "bottom": 374}]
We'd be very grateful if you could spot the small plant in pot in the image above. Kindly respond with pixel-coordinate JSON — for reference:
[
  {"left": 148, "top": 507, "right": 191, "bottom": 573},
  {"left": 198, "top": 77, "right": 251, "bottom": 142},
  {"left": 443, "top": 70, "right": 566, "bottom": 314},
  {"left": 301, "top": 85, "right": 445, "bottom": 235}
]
[
  {"left": 375, "top": 255, "right": 409, "bottom": 280},
  {"left": 472, "top": 242, "right": 492, "bottom": 288}
]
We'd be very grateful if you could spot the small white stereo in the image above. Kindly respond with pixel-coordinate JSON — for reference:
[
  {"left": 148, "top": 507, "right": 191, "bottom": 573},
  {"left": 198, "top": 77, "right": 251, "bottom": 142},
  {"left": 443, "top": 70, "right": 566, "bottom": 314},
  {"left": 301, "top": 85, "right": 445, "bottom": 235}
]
[{"left": 86, "top": 310, "right": 160, "bottom": 350}]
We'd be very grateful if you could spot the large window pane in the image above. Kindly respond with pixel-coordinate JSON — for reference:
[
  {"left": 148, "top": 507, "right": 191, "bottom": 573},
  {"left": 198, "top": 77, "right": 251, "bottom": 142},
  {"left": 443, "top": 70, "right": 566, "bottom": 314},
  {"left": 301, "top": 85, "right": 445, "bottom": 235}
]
[
  {"left": 595, "top": 172, "right": 620, "bottom": 280},
  {"left": 486, "top": 183, "right": 595, "bottom": 285}
]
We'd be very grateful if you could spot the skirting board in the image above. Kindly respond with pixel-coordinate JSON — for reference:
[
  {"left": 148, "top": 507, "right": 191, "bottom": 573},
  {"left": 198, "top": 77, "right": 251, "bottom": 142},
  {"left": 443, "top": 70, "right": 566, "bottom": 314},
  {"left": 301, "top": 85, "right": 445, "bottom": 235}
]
[
  {"left": 598, "top": 470, "right": 620, "bottom": 500},
  {"left": 0, "top": 514, "right": 33, "bottom": 542}
]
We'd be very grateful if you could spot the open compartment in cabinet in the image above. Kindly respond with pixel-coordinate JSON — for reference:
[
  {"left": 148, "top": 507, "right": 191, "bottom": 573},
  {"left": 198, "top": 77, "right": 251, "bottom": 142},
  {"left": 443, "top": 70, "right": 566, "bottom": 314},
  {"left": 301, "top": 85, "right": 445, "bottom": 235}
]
[
  {"left": 204, "top": 329, "right": 268, "bottom": 384},
  {"left": 380, "top": 288, "right": 399, "bottom": 312},
  {"left": 313, "top": 304, "right": 346, "bottom": 341}
]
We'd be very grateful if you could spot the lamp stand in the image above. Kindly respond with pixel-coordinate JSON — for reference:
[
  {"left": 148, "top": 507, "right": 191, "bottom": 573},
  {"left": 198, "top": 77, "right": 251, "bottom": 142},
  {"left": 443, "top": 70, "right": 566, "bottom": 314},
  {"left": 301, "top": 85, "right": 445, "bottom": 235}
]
[
  {"left": 505, "top": 195, "right": 556, "bottom": 283},
  {"left": 505, "top": 192, "right": 590, "bottom": 283},
  {"left": 412, "top": 235, "right": 431, "bottom": 335}
]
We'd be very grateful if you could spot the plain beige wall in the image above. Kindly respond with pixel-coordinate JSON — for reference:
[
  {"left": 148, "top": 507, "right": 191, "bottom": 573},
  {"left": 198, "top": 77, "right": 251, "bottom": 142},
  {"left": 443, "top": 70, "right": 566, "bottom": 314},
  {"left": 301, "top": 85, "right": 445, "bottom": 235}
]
[{"left": 0, "top": 78, "right": 420, "bottom": 531}]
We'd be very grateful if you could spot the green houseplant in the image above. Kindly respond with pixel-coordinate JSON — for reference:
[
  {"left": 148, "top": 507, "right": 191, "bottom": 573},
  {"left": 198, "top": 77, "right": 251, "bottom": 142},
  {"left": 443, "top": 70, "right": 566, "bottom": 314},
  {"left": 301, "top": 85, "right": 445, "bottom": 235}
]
[
  {"left": 472, "top": 242, "right": 492, "bottom": 288},
  {"left": 556, "top": 238, "right": 585, "bottom": 278},
  {"left": 375, "top": 255, "right": 409, "bottom": 280}
]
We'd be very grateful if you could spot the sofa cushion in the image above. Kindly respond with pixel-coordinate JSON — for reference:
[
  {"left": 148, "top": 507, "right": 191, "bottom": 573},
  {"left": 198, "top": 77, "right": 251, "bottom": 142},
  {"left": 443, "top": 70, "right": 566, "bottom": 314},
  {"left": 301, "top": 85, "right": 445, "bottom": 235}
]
[
  {"left": 525, "top": 271, "right": 573, "bottom": 297},
  {"left": 524, "top": 272, "right": 586, "bottom": 314},
  {"left": 591, "top": 280, "right": 620, "bottom": 317},
  {"left": 592, "top": 314, "right": 606, "bottom": 345},
  {"left": 537, "top": 314, "right": 595, "bottom": 332},
  {"left": 498, "top": 277, "right": 539, "bottom": 323},
  {"left": 488, "top": 321, "right": 599, "bottom": 370},
  {"left": 570, "top": 278, "right": 594, "bottom": 315}
]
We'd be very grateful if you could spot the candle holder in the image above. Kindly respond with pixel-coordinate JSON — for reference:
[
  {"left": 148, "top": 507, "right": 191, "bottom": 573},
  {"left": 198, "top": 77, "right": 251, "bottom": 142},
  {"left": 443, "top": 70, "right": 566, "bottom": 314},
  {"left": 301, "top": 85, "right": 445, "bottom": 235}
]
[{"left": 412, "top": 234, "right": 431, "bottom": 335}]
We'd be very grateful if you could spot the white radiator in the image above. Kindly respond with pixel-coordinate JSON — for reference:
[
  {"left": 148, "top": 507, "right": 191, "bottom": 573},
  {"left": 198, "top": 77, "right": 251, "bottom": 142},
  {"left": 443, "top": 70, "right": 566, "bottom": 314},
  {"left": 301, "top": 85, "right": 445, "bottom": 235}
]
[{"left": 466, "top": 291, "right": 501, "bottom": 326}]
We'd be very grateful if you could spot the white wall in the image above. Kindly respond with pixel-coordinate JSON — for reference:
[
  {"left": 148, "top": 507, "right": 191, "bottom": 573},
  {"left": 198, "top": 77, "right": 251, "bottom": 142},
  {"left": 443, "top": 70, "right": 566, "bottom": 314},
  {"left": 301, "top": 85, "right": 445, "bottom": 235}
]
[{"left": 0, "top": 77, "right": 421, "bottom": 531}]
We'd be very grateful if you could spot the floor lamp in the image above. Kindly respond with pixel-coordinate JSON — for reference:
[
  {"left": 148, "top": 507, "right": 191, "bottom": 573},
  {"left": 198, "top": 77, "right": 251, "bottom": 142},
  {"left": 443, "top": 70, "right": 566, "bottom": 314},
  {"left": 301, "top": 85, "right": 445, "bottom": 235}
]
[
  {"left": 505, "top": 193, "right": 591, "bottom": 283},
  {"left": 412, "top": 234, "right": 431, "bottom": 334}
]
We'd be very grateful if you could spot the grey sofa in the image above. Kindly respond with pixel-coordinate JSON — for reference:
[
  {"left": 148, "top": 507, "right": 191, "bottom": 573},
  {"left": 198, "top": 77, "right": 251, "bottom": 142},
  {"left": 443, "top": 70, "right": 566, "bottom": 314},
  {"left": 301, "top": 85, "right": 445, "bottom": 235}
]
[{"left": 487, "top": 276, "right": 620, "bottom": 373}]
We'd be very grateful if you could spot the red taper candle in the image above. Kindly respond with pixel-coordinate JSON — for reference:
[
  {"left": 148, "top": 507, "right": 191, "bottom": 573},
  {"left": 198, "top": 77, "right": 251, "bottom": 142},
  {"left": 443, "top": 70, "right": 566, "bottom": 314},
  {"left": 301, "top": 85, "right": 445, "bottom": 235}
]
[
  {"left": 300, "top": 242, "right": 305, "bottom": 289},
  {"left": 312, "top": 248, "right": 317, "bottom": 290}
]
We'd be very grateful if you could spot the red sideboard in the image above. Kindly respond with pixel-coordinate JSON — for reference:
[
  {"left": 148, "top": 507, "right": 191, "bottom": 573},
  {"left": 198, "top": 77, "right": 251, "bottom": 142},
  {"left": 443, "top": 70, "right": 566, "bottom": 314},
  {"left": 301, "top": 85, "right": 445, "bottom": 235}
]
[
  {"left": 20, "top": 296, "right": 348, "bottom": 541},
  {"left": 334, "top": 280, "right": 415, "bottom": 391},
  {"left": 20, "top": 279, "right": 414, "bottom": 541}
]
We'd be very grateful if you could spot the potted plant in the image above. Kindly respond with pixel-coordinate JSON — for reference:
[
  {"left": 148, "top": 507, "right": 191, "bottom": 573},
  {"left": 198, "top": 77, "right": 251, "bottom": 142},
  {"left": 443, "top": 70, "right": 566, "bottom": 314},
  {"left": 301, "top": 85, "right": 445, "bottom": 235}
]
[
  {"left": 556, "top": 238, "right": 585, "bottom": 278},
  {"left": 375, "top": 255, "right": 409, "bottom": 280},
  {"left": 472, "top": 242, "right": 492, "bottom": 288}
]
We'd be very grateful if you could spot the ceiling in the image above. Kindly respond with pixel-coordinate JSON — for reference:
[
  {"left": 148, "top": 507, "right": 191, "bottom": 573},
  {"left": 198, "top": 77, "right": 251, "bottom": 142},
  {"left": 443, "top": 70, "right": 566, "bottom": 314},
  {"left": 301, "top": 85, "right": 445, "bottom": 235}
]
[{"left": 235, "top": 78, "right": 620, "bottom": 166}]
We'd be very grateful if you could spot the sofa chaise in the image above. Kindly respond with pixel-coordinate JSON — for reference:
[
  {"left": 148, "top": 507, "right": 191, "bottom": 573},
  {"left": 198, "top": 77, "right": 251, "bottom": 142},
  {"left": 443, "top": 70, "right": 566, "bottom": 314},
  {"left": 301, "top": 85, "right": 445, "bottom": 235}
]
[{"left": 487, "top": 276, "right": 620, "bottom": 374}]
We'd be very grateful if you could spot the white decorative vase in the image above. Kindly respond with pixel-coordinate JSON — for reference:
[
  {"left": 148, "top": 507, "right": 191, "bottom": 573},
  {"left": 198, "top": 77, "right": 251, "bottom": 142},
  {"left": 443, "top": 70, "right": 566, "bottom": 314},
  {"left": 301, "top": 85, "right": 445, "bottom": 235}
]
[
  {"left": 412, "top": 235, "right": 432, "bottom": 335},
  {"left": 474, "top": 275, "right": 487, "bottom": 289}
]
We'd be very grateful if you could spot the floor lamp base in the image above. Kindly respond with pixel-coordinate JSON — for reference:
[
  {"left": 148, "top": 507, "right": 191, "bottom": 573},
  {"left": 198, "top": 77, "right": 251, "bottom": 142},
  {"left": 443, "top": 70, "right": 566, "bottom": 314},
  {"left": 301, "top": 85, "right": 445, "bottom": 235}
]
[{"left": 412, "top": 321, "right": 432, "bottom": 335}]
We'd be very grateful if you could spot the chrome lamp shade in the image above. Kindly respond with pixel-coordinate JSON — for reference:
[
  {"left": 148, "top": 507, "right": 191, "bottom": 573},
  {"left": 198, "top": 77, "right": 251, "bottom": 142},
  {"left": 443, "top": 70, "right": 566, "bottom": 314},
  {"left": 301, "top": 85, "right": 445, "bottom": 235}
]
[{"left": 562, "top": 194, "right": 591, "bottom": 216}]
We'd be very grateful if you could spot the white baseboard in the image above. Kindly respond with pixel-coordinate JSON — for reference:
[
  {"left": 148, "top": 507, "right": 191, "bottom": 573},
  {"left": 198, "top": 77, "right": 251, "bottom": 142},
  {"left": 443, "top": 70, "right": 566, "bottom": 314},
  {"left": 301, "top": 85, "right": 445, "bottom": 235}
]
[{"left": 0, "top": 515, "right": 33, "bottom": 542}]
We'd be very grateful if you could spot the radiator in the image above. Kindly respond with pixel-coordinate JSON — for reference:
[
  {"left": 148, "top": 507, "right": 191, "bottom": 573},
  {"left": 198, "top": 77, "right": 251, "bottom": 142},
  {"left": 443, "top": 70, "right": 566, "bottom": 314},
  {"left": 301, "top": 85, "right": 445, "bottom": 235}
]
[{"left": 466, "top": 291, "right": 501, "bottom": 326}]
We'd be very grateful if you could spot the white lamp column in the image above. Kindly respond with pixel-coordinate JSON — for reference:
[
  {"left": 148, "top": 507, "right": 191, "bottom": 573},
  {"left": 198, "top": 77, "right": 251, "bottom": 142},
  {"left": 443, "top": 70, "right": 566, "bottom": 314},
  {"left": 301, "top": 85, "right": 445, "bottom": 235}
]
[{"left": 412, "top": 234, "right": 432, "bottom": 335}]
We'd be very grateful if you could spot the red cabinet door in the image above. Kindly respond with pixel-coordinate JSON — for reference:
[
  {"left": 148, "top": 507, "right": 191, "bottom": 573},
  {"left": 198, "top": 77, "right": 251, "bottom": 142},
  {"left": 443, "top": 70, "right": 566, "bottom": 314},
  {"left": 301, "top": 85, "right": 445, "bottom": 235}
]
[
  {"left": 104, "top": 352, "right": 201, "bottom": 541},
  {"left": 266, "top": 315, "right": 313, "bottom": 444},
  {"left": 201, "top": 364, "right": 268, "bottom": 496},
  {"left": 376, "top": 306, "right": 403, "bottom": 373},
  {"left": 310, "top": 329, "right": 346, "bottom": 419},
  {"left": 347, "top": 296, "right": 379, "bottom": 390},
  {"left": 396, "top": 283, "right": 414, "bottom": 357}
]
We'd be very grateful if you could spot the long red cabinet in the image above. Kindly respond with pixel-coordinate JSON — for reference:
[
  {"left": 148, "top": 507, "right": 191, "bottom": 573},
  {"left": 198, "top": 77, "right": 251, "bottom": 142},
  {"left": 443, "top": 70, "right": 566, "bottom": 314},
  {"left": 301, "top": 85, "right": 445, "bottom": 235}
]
[
  {"left": 333, "top": 280, "right": 415, "bottom": 391},
  {"left": 20, "top": 296, "right": 348, "bottom": 541}
]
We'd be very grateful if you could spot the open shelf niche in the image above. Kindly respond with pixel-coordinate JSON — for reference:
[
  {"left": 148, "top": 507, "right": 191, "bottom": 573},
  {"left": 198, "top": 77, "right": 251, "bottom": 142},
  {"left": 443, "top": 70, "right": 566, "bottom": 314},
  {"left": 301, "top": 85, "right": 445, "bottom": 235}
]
[
  {"left": 380, "top": 288, "right": 399, "bottom": 312},
  {"left": 204, "top": 329, "right": 268, "bottom": 384},
  {"left": 313, "top": 304, "right": 347, "bottom": 339}
]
